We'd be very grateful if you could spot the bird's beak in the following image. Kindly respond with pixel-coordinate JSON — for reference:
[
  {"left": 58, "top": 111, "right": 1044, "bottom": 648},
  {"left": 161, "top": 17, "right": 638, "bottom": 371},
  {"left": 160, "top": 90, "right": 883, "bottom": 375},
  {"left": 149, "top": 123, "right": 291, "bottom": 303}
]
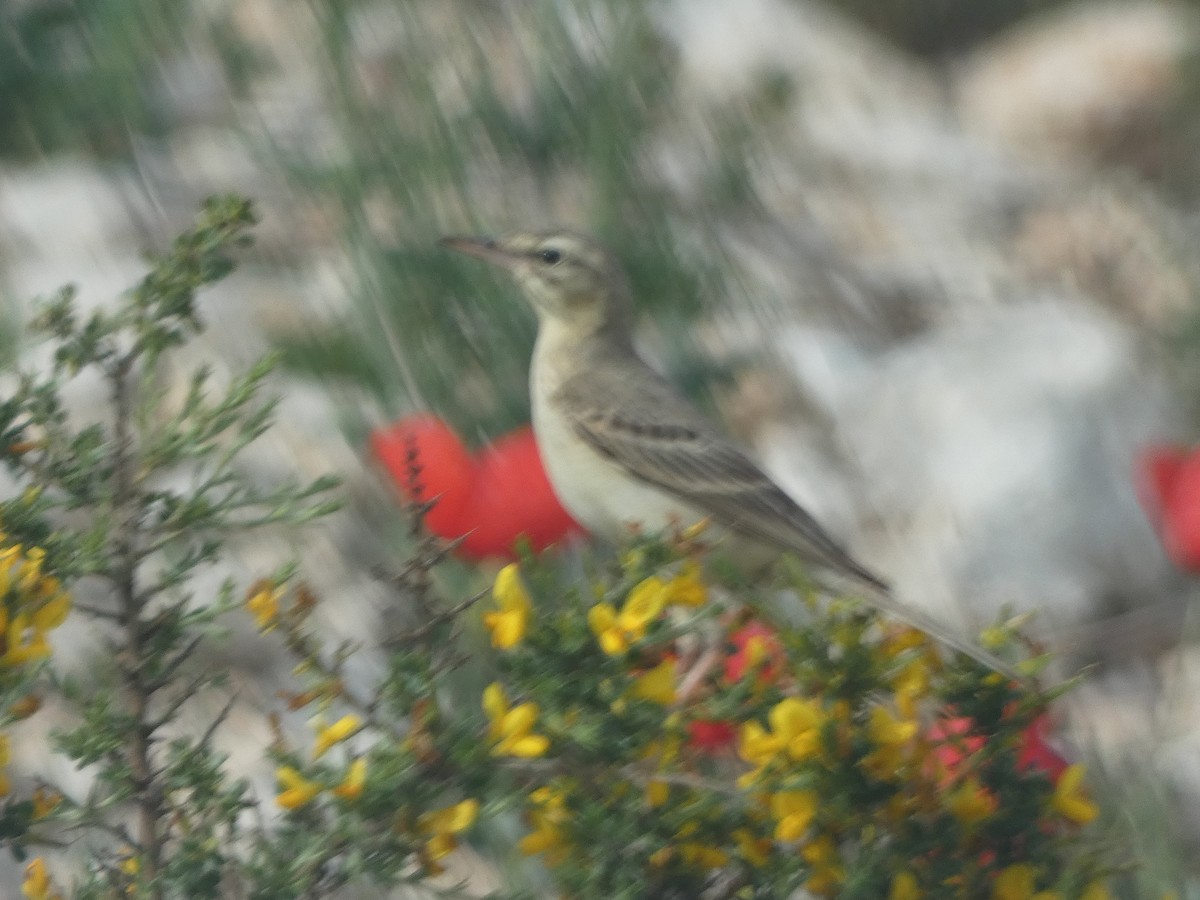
[{"left": 439, "top": 235, "right": 521, "bottom": 270}]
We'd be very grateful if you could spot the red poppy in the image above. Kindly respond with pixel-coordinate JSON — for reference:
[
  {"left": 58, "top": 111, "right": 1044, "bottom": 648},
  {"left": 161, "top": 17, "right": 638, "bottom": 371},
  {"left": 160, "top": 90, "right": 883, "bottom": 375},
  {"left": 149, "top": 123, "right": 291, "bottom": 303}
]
[
  {"left": 371, "top": 415, "right": 582, "bottom": 560},
  {"left": 1136, "top": 445, "right": 1200, "bottom": 572}
]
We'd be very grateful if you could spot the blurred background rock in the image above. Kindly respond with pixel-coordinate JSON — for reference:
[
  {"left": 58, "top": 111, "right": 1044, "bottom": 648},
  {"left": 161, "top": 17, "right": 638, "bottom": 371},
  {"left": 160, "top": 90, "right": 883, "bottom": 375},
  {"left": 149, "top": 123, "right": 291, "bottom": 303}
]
[{"left": 2, "top": 0, "right": 1199, "bottom": 894}]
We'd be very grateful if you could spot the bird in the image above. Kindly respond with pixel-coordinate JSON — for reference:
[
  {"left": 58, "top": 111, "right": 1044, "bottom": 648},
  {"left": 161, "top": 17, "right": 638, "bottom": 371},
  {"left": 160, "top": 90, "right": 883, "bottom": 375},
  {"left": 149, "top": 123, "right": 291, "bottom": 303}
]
[{"left": 440, "top": 228, "right": 1017, "bottom": 676}]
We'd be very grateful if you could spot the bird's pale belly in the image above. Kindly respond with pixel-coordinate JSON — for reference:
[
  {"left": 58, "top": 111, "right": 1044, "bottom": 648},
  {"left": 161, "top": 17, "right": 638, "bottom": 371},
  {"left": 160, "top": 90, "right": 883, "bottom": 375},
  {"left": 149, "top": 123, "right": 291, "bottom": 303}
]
[{"left": 531, "top": 394, "right": 707, "bottom": 543}]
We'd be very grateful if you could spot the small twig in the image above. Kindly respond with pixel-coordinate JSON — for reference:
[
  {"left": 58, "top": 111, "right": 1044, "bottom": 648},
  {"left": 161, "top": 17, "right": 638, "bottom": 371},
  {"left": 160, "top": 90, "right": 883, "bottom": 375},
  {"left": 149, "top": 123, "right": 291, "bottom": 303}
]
[
  {"left": 384, "top": 588, "right": 487, "bottom": 646},
  {"left": 675, "top": 645, "right": 721, "bottom": 705},
  {"left": 145, "top": 634, "right": 205, "bottom": 694},
  {"left": 148, "top": 669, "right": 211, "bottom": 732},
  {"left": 199, "top": 690, "right": 240, "bottom": 750},
  {"left": 72, "top": 602, "right": 123, "bottom": 622}
]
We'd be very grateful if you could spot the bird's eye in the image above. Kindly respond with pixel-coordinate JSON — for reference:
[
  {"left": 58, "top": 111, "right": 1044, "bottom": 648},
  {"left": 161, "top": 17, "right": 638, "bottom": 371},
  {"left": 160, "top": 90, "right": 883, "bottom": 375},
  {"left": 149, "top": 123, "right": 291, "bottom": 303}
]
[{"left": 539, "top": 248, "right": 562, "bottom": 265}]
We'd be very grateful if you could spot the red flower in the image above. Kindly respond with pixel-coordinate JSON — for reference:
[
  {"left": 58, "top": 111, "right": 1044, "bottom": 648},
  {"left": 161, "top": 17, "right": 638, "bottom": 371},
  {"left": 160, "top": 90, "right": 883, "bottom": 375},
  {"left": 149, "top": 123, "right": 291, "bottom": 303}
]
[
  {"left": 687, "top": 719, "right": 737, "bottom": 753},
  {"left": 1136, "top": 445, "right": 1200, "bottom": 572},
  {"left": 1015, "top": 714, "right": 1069, "bottom": 782},
  {"left": 927, "top": 713, "right": 1068, "bottom": 786},
  {"left": 371, "top": 415, "right": 582, "bottom": 560},
  {"left": 723, "top": 621, "right": 785, "bottom": 686},
  {"left": 927, "top": 716, "right": 988, "bottom": 787}
]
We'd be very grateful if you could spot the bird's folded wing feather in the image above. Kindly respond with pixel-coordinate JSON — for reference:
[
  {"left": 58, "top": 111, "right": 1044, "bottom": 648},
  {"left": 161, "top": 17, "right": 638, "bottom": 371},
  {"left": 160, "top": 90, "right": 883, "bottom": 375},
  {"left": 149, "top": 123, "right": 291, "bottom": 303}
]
[{"left": 554, "top": 366, "right": 886, "bottom": 591}]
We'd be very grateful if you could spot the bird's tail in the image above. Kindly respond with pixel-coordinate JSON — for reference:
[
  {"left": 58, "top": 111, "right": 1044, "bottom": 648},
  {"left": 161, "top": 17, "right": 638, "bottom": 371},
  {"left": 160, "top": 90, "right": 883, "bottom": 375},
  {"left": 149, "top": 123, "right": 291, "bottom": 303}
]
[
  {"left": 851, "top": 579, "right": 1024, "bottom": 682},
  {"left": 802, "top": 541, "right": 1023, "bottom": 681}
]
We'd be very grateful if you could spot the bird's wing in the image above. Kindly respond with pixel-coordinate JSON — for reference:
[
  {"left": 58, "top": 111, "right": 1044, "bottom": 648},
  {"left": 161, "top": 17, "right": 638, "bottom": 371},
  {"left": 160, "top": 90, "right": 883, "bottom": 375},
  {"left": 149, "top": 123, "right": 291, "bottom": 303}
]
[
  {"left": 555, "top": 362, "right": 1026, "bottom": 681},
  {"left": 554, "top": 362, "right": 888, "bottom": 592}
]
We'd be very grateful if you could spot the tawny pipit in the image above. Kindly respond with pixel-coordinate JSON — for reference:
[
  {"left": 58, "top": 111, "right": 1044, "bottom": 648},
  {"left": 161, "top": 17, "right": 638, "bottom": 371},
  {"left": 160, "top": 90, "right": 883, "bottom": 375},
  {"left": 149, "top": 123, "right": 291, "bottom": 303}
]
[{"left": 441, "top": 229, "right": 1013, "bottom": 674}]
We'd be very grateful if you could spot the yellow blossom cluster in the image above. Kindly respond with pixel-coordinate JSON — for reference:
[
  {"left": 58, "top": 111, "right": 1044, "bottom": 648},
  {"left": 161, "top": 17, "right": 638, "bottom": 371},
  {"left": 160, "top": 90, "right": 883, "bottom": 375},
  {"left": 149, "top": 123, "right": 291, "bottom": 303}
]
[
  {"left": 276, "top": 714, "right": 366, "bottom": 810},
  {"left": 483, "top": 683, "right": 549, "bottom": 757},
  {"left": 988, "top": 865, "right": 1114, "bottom": 900},
  {"left": 0, "top": 539, "right": 72, "bottom": 669},
  {"left": 21, "top": 858, "right": 62, "bottom": 900},
  {"left": 588, "top": 564, "right": 706, "bottom": 655},
  {"left": 739, "top": 696, "right": 827, "bottom": 781},
  {"left": 518, "top": 783, "right": 570, "bottom": 865},
  {"left": 245, "top": 579, "right": 283, "bottom": 632},
  {"left": 274, "top": 710, "right": 475, "bottom": 875},
  {"left": 417, "top": 799, "right": 479, "bottom": 874},
  {"left": 728, "top": 645, "right": 1105, "bottom": 896}
]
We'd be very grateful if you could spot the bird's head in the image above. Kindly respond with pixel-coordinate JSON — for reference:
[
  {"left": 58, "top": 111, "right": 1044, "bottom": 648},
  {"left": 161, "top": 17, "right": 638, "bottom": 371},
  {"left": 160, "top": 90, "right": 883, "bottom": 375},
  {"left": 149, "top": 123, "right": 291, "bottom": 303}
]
[{"left": 440, "top": 229, "right": 631, "bottom": 338}]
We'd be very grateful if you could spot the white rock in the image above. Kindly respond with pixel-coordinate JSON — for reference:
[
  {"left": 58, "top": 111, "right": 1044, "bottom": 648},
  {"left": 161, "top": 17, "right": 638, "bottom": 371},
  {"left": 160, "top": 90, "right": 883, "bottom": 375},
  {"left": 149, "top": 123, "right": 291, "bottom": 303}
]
[{"left": 823, "top": 300, "right": 1178, "bottom": 638}]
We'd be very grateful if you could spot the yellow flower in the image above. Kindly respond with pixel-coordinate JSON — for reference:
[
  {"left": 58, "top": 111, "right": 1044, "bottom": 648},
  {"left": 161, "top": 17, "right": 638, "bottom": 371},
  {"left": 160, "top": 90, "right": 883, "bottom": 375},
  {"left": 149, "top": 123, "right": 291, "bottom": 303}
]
[
  {"left": 0, "top": 543, "right": 19, "bottom": 596},
  {"left": 868, "top": 705, "right": 918, "bottom": 746},
  {"left": 802, "top": 834, "right": 843, "bottom": 894},
  {"left": 890, "top": 871, "right": 921, "bottom": 900},
  {"left": 991, "top": 864, "right": 1061, "bottom": 900},
  {"left": 418, "top": 799, "right": 479, "bottom": 870},
  {"left": 245, "top": 581, "right": 282, "bottom": 631},
  {"left": 0, "top": 734, "right": 10, "bottom": 797},
  {"left": 31, "top": 788, "right": 61, "bottom": 820},
  {"left": 623, "top": 577, "right": 667, "bottom": 629},
  {"left": 739, "top": 720, "right": 777, "bottom": 772},
  {"left": 519, "top": 785, "right": 570, "bottom": 865},
  {"left": 588, "top": 603, "right": 627, "bottom": 654},
  {"left": 664, "top": 562, "right": 707, "bottom": 607},
  {"left": 770, "top": 789, "right": 818, "bottom": 842},
  {"left": 645, "top": 777, "right": 669, "bottom": 808},
  {"left": 21, "top": 858, "right": 61, "bottom": 900},
  {"left": 892, "top": 659, "right": 930, "bottom": 719},
  {"left": 17, "top": 547, "right": 44, "bottom": 593},
  {"left": 740, "top": 697, "right": 826, "bottom": 773},
  {"left": 484, "top": 563, "right": 532, "bottom": 649},
  {"left": 333, "top": 758, "right": 367, "bottom": 801},
  {"left": 632, "top": 658, "right": 677, "bottom": 706},
  {"left": 276, "top": 766, "right": 322, "bottom": 810},
  {"left": 947, "top": 776, "right": 996, "bottom": 826},
  {"left": 1, "top": 614, "right": 51, "bottom": 667},
  {"left": 1079, "top": 883, "right": 1113, "bottom": 900},
  {"left": 862, "top": 704, "right": 919, "bottom": 781},
  {"left": 733, "top": 828, "right": 771, "bottom": 867},
  {"left": 312, "top": 714, "right": 362, "bottom": 759},
  {"left": 483, "top": 683, "right": 549, "bottom": 758},
  {"left": 32, "top": 592, "right": 70, "bottom": 632},
  {"left": 119, "top": 851, "right": 139, "bottom": 878},
  {"left": 679, "top": 842, "right": 728, "bottom": 869},
  {"left": 1052, "top": 764, "right": 1098, "bottom": 825},
  {"left": 589, "top": 577, "right": 668, "bottom": 654}
]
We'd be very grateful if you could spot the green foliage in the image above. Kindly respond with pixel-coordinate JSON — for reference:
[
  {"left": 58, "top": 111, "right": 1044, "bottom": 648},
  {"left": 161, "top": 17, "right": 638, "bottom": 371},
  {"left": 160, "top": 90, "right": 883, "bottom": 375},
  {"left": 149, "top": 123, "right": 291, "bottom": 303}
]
[
  {"left": 0, "top": 0, "right": 191, "bottom": 158},
  {"left": 0, "top": 198, "right": 340, "bottom": 898},
  {"left": 276, "top": 0, "right": 738, "bottom": 436}
]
